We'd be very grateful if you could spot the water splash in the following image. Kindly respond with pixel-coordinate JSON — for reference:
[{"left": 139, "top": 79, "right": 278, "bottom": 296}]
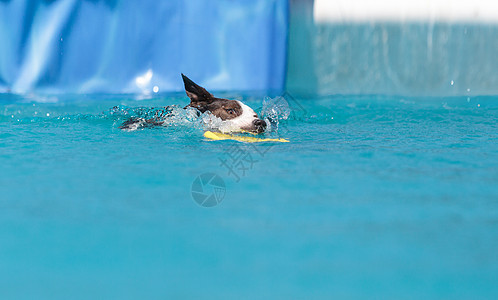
[
  {"left": 2, "top": 95, "right": 333, "bottom": 133},
  {"left": 260, "top": 96, "right": 291, "bottom": 132},
  {"left": 104, "top": 105, "right": 224, "bottom": 131}
]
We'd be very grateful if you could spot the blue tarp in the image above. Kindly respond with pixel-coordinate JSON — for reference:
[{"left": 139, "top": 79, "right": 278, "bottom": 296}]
[{"left": 0, "top": 0, "right": 288, "bottom": 94}]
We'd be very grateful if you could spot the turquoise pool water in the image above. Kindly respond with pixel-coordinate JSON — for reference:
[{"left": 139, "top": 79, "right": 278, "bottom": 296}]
[{"left": 1, "top": 93, "right": 497, "bottom": 299}]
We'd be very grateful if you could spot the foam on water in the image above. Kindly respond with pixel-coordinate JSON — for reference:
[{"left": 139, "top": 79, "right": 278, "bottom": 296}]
[{"left": 105, "top": 105, "right": 225, "bottom": 131}]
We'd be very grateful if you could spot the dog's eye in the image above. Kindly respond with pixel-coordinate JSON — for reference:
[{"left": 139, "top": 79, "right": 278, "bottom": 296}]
[{"left": 225, "top": 108, "right": 235, "bottom": 115}]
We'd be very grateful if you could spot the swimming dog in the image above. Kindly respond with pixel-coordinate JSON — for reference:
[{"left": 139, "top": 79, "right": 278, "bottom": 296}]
[{"left": 119, "top": 74, "right": 267, "bottom": 133}]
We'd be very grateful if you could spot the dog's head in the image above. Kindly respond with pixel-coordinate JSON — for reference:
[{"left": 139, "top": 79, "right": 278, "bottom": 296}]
[{"left": 182, "top": 74, "right": 266, "bottom": 133}]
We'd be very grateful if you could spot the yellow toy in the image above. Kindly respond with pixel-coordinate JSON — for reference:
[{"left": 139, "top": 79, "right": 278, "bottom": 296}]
[{"left": 204, "top": 131, "right": 289, "bottom": 143}]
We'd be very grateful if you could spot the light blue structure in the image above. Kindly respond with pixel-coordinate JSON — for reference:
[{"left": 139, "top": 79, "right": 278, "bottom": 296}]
[{"left": 0, "top": 0, "right": 288, "bottom": 94}]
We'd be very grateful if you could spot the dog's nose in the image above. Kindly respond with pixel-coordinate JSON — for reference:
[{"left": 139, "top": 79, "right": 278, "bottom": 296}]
[{"left": 253, "top": 119, "right": 266, "bottom": 133}]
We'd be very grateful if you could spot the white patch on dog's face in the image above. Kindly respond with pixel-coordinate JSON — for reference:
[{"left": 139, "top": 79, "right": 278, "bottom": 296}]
[{"left": 219, "top": 101, "right": 259, "bottom": 133}]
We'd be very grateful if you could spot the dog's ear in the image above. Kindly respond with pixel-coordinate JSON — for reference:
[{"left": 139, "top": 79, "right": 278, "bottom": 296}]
[{"left": 182, "top": 74, "right": 213, "bottom": 103}]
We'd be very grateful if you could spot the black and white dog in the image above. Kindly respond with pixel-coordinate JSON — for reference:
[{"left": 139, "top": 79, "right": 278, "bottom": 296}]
[{"left": 119, "top": 74, "right": 266, "bottom": 133}]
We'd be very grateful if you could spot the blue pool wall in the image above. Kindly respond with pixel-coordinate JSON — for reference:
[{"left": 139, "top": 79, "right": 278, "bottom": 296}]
[
  {"left": 2, "top": 0, "right": 498, "bottom": 97},
  {"left": 0, "top": 0, "right": 288, "bottom": 94}
]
